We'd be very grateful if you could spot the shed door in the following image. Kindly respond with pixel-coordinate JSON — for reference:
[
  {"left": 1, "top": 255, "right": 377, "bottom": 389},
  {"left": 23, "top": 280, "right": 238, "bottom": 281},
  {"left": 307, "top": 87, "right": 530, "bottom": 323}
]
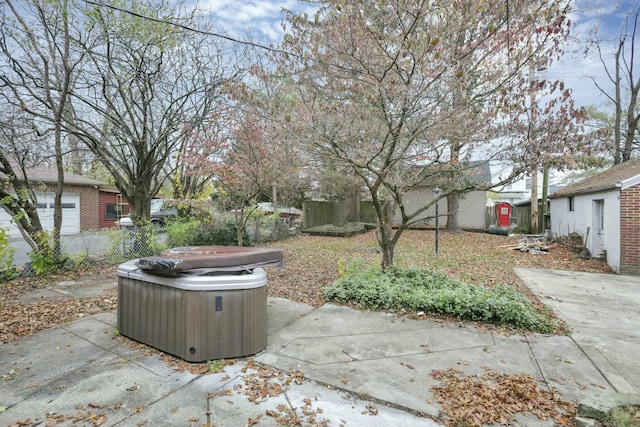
[{"left": 592, "top": 199, "right": 604, "bottom": 254}]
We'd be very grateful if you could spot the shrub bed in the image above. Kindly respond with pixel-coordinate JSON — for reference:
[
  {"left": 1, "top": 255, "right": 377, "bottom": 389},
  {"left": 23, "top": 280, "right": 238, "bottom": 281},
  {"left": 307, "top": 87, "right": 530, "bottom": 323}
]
[
  {"left": 324, "top": 261, "right": 556, "bottom": 333},
  {"left": 304, "top": 222, "right": 368, "bottom": 237}
]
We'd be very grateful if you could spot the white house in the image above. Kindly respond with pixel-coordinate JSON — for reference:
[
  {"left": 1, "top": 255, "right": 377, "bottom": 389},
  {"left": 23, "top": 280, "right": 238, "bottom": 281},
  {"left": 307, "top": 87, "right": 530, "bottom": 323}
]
[
  {"left": 548, "top": 158, "right": 640, "bottom": 275},
  {"left": 491, "top": 162, "right": 569, "bottom": 205}
]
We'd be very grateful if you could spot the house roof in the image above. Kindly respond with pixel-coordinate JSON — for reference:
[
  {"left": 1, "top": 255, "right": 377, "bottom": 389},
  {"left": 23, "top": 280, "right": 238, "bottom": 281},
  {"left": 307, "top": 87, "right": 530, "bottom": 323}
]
[
  {"left": 0, "top": 163, "right": 107, "bottom": 187},
  {"left": 419, "top": 160, "right": 492, "bottom": 187},
  {"left": 467, "top": 160, "right": 492, "bottom": 184},
  {"left": 99, "top": 187, "right": 122, "bottom": 194},
  {"left": 549, "top": 157, "right": 640, "bottom": 199}
]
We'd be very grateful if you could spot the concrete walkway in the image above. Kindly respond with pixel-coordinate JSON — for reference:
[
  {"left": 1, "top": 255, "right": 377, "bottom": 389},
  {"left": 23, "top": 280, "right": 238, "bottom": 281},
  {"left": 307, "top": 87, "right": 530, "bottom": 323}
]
[
  {"left": 514, "top": 268, "right": 640, "bottom": 395},
  {"left": 1, "top": 269, "right": 638, "bottom": 426}
]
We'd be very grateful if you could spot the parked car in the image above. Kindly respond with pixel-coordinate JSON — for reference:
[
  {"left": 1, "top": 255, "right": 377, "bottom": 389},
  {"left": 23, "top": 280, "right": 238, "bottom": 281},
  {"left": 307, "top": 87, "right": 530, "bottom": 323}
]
[{"left": 117, "top": 199, "right": 178, "bottom": 227}]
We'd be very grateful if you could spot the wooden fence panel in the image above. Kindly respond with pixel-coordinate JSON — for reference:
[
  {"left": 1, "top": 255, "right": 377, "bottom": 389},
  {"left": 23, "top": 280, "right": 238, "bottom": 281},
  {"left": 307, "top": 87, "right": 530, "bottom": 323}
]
[
  {"left": 302, "top": 201, "right": 334, "bottom": 229},
  {"left": 302, "top": 200, "right": 380, "bottom": 229},
  {"left": 512, "top": 205, "right": 530, "bottom": 230},
  {"left": 359, "top": 201, "right": 378, "bottom": 224}
]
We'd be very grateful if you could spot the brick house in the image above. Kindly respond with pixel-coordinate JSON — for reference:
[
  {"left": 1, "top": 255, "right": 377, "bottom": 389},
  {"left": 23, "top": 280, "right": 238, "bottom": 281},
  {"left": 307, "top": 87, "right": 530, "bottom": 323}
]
[
  {"left": 549, "top": 157, "right": 640, "bottom": 275},
  {"left": 98, "top": 188, "right": 129, "bottom": 229},
  {"left": 0, "top": 165, "right": 107, "bottom": 236}
]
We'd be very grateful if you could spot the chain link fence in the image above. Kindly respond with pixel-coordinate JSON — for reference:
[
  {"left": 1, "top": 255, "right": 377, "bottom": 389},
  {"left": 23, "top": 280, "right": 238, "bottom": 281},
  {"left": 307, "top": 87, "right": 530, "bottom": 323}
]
[{"left": 2, "top": 215, "right": 300, "bottom": 278}]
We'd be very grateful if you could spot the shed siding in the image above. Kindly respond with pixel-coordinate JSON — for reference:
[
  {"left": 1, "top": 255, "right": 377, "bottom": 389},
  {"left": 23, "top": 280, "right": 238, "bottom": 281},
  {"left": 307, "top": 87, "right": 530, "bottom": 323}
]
[
  {"left": 456, "top": 191, "right": 488, "bottom": 230},
  {"left": 392, "top": 186, "right": 487, "bottom": 230},
  {"left": 550, "top": 189, "right": 621, "bottom": 273},
  {"left": 393, "top": 186, "right": 449, "bottom": 228},
  {"left": 620, "top": 184, "right": 640, "bottom": 275}
]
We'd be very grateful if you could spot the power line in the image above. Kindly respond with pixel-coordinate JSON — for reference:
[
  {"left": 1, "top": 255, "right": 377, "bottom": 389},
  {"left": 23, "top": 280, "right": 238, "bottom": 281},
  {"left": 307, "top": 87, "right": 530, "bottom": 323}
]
[
  {"left": 80, "top": 0, "right": 361, "bottom": 74},
  {"left": 81, "top": 0, "right": 296, "bottom": 58}
]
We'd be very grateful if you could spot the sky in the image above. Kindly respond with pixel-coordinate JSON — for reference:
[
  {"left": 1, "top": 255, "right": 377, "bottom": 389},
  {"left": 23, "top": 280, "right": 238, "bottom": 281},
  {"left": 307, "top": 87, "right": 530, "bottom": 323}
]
[
  {"left": 546, "top": 0, "right": 638, "bottom": 109},
  {"left": 195, "top": 0, "right": 637, "bottom": 111}
]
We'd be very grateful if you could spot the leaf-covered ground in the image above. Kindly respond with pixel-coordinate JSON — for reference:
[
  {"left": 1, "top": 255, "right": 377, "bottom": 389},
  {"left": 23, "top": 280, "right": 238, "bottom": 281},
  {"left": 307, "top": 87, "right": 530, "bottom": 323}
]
[
  {"left": 1, "top": 230, "right": 610, "bottom": 344},
  {"left": 1, "top": 230, "right": 614, "bottom": 426},
  {"left": 0, "top": 267, "right": 119, "bottom": 343},
  {"left": 261, "top": 230, "right": 611, "bottom": 308}
]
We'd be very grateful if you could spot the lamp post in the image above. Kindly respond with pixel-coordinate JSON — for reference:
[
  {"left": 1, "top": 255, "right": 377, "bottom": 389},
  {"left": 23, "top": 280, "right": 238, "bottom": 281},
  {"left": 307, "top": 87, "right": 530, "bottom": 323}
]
[{"left": 433, "top": 187, "right": 441, "bottom": 256}]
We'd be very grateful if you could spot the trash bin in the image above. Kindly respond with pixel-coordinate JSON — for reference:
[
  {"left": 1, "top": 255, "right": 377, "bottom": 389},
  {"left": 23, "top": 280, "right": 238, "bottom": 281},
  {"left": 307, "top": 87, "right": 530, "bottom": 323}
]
[{"left": 117, "top": 246, "right": 283, "bottom": 362}]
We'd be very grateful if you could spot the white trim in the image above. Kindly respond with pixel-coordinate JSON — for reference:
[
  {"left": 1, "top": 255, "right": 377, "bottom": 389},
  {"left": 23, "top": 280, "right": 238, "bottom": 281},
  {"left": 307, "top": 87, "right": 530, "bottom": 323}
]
[{"left": 620, "top": 174, "right": 640, "bottom": 190}]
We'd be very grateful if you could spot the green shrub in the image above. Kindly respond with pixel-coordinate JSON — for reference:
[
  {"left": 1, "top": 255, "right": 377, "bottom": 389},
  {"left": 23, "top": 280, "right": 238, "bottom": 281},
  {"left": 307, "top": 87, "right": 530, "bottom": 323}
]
[
  {"left": 103, "top": 225, "right": 167, "bottom": 262},
  {"left": 28, "top": 250, "right": 62, "bottom": 275},
  {"left": 0, "top": 228, "right": 17, "bottom": 280},
  {"left": 607, "top": 405, "right": 640, "bottom": 427},
  {"left": 165, "top": 217, "right": 202, "bottom": 247},
  {"left": 191, "top": 218, "right": 251, "bottom": 247},
  {"left": 324, "top": 261, "right": 556, "bottom": 333},
  {"left": 26, "top": 231, "right": 69, "bottom": 276}
]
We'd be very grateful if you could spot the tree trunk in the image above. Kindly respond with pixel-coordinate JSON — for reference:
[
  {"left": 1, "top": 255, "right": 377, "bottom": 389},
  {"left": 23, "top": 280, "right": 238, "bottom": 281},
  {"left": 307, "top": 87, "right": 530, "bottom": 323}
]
[
  {"left": 376, "top": 200, "right": 396, "bottom": 270},
  {"left": 377, "top": 225, "right": 395, "bottom": 270},
  {"left": 445, "top": 193, "right": 460, "bottom": 232},
  {"left": 53, "top": 125, "right": 64, "bottom": 259},
  {"left": 530, "top": 164, "right": 539, "bottom": 234}
]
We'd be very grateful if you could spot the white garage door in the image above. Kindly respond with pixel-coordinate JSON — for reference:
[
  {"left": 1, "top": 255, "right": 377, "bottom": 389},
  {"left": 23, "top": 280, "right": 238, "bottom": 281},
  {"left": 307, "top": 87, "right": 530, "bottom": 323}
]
[{"left": 0, "top": 193, "right": 80, "bottom": 237}]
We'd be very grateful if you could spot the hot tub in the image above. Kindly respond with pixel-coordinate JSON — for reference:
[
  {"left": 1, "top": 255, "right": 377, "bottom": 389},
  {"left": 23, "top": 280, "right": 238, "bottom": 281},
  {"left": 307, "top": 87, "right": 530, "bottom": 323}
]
[{"left": 117, "top": 246, "right": 282, "bottom": 362}]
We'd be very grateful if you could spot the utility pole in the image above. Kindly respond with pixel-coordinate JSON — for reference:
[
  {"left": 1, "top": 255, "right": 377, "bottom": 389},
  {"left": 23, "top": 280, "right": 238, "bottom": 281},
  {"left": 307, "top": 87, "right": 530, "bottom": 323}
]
[
  {"left": 541, "top": 166, "right": 549, "bottom": 232},
  {"left": 529, "top": 58, "right": 539, "bottom": 234}
]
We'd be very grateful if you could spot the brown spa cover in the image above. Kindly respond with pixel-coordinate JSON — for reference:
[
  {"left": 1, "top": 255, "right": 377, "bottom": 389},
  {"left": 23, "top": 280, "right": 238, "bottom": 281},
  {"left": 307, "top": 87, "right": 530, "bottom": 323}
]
[{"left": 137, "top": 246, "right": 283, "bottom": 276}]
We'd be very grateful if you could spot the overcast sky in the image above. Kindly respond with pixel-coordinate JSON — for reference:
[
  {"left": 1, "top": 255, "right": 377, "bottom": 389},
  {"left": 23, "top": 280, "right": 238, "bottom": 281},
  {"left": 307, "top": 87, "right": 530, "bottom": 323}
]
[{"left": 195, "top": 0, "right": 636, "bottom": 111}]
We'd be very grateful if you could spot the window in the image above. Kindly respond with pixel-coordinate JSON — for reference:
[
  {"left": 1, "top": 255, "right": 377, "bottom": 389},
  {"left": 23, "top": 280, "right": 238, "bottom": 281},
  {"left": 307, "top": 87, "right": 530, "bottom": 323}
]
[
  {"left": 525, "top": 178, "right": 531, "bottom": 190},
  {"left": 568, "top": 196, "right": 574, "bottom": 212},
  {"left": 105, "top": 203, "right": 123, "bottom": 220},
  {"left": 36, "top": 203, "right": 47, "bottom": 209},
  {"left": 47, "top": 202, "right": 75, "bottom": 208}
]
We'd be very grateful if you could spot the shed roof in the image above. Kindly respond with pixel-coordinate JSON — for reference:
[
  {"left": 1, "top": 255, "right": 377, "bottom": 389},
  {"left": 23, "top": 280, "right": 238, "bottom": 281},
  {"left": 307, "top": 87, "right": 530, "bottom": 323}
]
[
  {"left": 549, "top": 157, "right": 640, "bottom": 199},
  {"left": 418, "top": 160, "right": 492, "bottom": 186}
]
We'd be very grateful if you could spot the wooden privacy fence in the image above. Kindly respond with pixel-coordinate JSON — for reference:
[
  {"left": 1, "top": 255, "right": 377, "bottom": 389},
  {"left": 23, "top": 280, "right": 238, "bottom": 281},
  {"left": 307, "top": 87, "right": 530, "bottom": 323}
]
[{"left": 302, "top": 200, "right": 381, "bottom": 229}]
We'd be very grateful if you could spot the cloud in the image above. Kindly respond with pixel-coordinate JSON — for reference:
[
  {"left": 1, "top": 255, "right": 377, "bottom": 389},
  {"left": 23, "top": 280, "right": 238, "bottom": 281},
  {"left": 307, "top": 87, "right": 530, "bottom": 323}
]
[
  {"left": 194, "top": 0, "right": 308, "bottom": 42},
  {"left": 189, "top": 0, "right": 632, "bottom": 110},
  {"left": 544, "top": 0, "right": 637, "bottom": 109}
]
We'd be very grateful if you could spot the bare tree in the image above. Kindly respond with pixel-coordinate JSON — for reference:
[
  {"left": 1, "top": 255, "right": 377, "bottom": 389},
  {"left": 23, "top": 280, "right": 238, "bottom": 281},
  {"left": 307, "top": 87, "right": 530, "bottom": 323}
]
[
  {"left": 274, "top": 0, "right": 574, "bottom": 269},
  {"left": 0, "top": 0, "right": 90, "bottom": 256},
  {"left": 0, "top": 106, "right": 50, "bottom": 251},
  {"left": 590, "top": 3, "right": 640, "bottom": 164},
  {"left": 65, "top": 1, "right": 237, "bottom": 226}
]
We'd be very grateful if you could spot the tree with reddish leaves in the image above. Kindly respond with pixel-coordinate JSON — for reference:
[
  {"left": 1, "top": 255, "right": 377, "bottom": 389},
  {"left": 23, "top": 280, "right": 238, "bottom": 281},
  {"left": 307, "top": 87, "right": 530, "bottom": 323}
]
[
  {"left": 273, "top": 0, "right": 576, "bottom": 269},
  {"left": 169, "top": 110, "right": 232, "bottom": 217},
  {"left": 183, "top": 89, "right": 304, "bottom": 245}
]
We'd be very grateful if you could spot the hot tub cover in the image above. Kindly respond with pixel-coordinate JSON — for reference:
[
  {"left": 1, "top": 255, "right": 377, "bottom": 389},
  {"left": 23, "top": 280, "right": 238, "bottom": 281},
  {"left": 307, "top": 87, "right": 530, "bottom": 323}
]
[{"left": 137, "top": 246, "right": 283, "bottom": 276}]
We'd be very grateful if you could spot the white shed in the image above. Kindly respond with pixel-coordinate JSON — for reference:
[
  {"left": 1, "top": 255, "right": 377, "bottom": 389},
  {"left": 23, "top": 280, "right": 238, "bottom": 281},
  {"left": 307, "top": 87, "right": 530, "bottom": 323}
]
[
  {"left": 549, "top": 158, "right": 640, "bottom": 275},
  {"left": 391, "top": 160, "right": 492, "bottom": 231}
]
